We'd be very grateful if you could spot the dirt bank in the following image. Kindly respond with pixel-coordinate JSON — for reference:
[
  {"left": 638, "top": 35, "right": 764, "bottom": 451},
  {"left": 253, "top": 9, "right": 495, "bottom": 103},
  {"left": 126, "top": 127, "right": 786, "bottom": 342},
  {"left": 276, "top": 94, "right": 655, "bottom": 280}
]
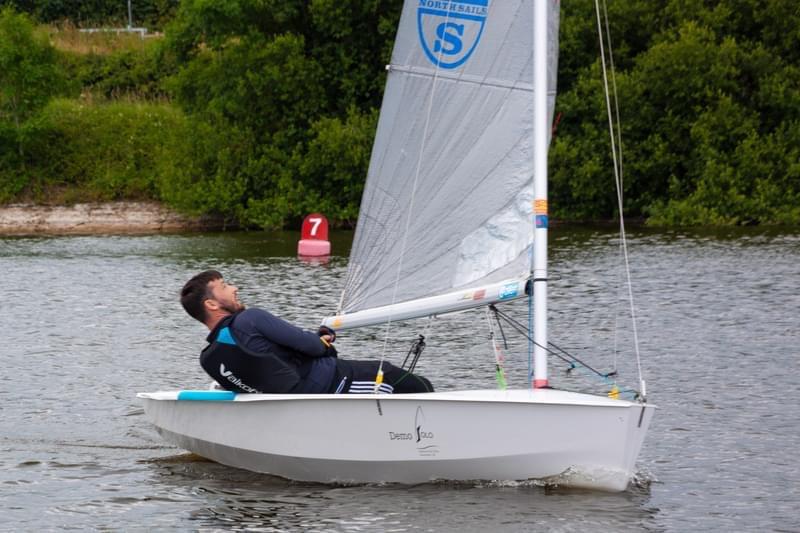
[{"left": 0, "top": 202, "right": 222, "bottom": 236}]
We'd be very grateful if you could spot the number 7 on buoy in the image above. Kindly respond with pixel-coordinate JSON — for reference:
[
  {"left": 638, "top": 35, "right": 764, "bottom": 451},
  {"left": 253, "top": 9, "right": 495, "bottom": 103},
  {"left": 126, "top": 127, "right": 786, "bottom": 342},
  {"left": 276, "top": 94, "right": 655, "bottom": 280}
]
[{"left": 308, "top": 217, "right": 323, "bottom": 237}]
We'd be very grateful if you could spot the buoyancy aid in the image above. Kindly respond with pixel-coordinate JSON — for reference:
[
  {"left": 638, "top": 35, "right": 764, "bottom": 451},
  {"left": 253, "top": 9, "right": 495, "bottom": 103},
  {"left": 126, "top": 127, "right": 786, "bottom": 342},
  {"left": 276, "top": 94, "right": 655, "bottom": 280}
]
[
  {"left": 200, "top": 312, "right": 338, "bottom": 394},
  {"left": 200, "top": 313, "right": 302, "bottom": 393}
]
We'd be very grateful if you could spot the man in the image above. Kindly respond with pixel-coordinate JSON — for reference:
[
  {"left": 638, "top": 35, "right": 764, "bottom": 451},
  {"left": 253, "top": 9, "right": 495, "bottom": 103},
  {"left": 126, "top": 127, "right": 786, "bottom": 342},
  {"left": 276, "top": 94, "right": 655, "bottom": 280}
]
[{"left": 180, "top": 270, "right": 433, "bottom": 394}]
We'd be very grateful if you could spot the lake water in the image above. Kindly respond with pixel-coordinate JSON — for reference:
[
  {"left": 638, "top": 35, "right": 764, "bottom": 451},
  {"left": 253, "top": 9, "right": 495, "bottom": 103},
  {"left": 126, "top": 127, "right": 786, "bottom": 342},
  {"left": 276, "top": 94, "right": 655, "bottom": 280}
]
[{"left": 1, "top": 227, "right": 798, "bottom": 531}]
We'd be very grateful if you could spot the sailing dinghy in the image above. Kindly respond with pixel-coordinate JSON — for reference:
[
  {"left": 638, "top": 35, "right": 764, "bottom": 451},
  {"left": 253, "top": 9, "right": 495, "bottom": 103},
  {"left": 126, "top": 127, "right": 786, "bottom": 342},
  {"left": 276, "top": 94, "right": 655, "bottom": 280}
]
[{"left": 139, "top": 0, "right": 655, "bottom": 491}]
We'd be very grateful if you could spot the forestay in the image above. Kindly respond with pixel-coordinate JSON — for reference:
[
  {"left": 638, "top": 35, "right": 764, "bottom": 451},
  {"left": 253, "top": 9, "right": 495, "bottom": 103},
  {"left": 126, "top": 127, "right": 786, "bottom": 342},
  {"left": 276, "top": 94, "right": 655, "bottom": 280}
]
[{"left": 339, "top": 0, "right": 560, "bottom": 318}]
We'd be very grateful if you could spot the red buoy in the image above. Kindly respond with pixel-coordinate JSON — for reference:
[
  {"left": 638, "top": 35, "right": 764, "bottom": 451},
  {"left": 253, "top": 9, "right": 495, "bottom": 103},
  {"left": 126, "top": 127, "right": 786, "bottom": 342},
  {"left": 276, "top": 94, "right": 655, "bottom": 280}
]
[{"left": 297, "top": 213, "right": 331, "bottom": 257}]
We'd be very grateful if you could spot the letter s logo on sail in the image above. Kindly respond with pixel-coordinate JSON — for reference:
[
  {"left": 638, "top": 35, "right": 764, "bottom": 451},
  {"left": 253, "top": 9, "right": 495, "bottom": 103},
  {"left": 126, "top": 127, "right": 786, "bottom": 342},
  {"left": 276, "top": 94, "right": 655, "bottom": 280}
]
[
  {"left": 417, "top": 0, "right": 490, "bottom": 70},
  {"left": 433, "top": 22, "right": 464, "bottom": 56}
]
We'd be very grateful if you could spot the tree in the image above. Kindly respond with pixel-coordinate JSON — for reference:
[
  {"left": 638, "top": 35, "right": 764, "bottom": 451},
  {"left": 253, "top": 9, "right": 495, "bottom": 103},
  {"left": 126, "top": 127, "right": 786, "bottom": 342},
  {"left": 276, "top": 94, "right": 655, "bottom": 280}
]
[
  {"left": 551, "top": 0, "right": 800, "bottom": 225},
  {"left": 158, "top": 0, "right": 398, "bottom": 227},
  {"left": 0, "top": 7, "right": 66, "bottom": 158}
]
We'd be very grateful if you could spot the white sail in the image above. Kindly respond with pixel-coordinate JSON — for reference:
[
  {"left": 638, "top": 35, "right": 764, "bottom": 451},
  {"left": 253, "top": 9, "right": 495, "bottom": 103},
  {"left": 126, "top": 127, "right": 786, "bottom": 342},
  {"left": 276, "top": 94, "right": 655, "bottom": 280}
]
[{"left": 339, "top": 0, "right": 560, "bottom": 317}]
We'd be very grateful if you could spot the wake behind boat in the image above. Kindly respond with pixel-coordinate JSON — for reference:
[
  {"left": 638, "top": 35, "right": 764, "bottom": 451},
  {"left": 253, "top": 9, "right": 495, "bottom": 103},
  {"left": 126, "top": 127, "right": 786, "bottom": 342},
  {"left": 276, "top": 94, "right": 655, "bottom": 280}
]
[{"left": 139, "top": 0, "right": 655, "bottom": 491}]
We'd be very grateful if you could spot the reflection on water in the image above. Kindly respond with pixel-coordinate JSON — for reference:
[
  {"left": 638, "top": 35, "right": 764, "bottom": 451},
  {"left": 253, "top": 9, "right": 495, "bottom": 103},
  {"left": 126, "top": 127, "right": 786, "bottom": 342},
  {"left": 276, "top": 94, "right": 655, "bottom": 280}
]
[{"left": 1, "top": 228, "right": 799, "bottom": 531}]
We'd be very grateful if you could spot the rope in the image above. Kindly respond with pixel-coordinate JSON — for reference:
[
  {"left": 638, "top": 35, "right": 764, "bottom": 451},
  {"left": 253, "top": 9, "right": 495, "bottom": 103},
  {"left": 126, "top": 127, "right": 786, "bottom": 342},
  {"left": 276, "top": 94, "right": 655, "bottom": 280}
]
[
  {"left": 601, "top": 0, "right": 622, "bottom": 377},
  {"left": 490, "top": 305, "right": 639, "bottom": 399},
  {"left": 594, "top": 0, "right": 646, "bottom": 399},
  {"left": 528, "top": 276, "right": 534, "bottom": 383},
  {"left": 492, "top": 306, "right": 597, "bottom": 373},
  {"left": 486, "top": 307, "right": 508, "bottom": 390}
]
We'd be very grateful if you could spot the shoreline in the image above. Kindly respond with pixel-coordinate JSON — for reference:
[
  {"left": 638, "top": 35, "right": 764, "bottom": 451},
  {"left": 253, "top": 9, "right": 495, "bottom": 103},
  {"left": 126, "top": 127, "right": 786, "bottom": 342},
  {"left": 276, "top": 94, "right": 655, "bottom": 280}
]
[{"left": 0, "top": 202, "right": 223, "bottom": 236}]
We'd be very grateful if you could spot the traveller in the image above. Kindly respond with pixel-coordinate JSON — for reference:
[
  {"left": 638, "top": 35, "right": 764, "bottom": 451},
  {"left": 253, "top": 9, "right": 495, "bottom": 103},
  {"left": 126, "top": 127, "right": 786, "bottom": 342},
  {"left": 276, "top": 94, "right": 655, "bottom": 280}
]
[{"left": 180, "top": 270, "right": 434, "bottom": 394}]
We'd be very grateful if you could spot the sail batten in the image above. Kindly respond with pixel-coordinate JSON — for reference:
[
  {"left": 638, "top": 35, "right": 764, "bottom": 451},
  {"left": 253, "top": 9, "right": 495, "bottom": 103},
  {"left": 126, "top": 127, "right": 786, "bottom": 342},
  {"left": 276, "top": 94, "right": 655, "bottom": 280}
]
[
  {"left": 389, "top": 64, "right": 538, "bottom": 93},
  {"left": 337, "top": 0, "right": 559, "bottom": 320}
]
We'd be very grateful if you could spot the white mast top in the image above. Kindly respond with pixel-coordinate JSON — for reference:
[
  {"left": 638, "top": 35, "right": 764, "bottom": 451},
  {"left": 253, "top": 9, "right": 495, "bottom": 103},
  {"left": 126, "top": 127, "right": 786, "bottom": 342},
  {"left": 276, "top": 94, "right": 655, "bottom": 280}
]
[{"left": 532, "top": 0, "right": 549, "bottom": 388}]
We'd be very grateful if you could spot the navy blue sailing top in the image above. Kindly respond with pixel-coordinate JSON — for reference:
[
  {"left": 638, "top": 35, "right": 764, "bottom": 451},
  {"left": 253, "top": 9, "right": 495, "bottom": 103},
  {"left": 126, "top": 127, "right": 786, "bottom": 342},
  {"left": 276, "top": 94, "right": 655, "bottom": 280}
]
[{"left": 201, "top": 308, "right": 337, "bottom": 394}]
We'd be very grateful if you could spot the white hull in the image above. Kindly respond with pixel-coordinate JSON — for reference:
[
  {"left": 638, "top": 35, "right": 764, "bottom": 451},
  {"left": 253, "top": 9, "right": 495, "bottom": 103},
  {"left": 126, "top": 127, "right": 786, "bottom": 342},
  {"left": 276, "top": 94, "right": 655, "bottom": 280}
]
[{"left": 138, "top": 388, "right": 654, "bottom": 491}]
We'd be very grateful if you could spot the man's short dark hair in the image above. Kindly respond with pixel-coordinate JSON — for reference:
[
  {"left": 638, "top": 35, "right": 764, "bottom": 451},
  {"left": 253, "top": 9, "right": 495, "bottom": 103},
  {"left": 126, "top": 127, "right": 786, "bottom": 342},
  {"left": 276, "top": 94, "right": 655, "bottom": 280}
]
[{"left": 181, "top": 270, "right": 222, "bottom": 323}]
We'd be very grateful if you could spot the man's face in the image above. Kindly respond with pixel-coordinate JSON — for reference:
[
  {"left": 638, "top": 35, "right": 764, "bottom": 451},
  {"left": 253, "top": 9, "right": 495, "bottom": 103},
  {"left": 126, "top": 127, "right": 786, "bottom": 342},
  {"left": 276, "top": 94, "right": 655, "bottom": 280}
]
[{"left": 206, "top": 278, "right": 244, "bottom": 314}]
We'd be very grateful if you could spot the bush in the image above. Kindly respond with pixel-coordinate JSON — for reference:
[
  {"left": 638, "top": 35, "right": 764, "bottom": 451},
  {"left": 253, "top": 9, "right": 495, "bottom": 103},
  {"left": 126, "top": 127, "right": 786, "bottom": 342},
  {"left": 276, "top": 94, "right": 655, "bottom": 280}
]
[
  {"left": 20, "top": 98, "right": 187, "bottom": 203},
  {"left": 0, "top": 7, "right": 68, "bottom": 161},
  {"left": 46, "top": 24, "right": 175, "bottom": 102},
  {"left": 155, "top": 116, "right": 250, "bottom": 223}
]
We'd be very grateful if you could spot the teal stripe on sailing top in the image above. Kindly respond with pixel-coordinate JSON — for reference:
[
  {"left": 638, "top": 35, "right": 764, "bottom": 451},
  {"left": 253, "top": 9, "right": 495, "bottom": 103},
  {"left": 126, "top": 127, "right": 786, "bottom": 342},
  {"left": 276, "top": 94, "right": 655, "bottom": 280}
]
[{"left": 216, "top": 326, "right": 236, "bottom": 345}]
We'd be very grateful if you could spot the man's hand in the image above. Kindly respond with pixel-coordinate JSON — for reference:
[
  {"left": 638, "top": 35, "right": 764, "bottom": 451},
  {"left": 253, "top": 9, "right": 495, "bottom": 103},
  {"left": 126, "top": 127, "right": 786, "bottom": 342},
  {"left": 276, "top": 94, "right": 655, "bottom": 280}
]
[
  {"left": 318, "top": 325, "right": 336, "bottom": 344},
  {"left": 320, "top": 341, "right": 338, "bottom": 358}
]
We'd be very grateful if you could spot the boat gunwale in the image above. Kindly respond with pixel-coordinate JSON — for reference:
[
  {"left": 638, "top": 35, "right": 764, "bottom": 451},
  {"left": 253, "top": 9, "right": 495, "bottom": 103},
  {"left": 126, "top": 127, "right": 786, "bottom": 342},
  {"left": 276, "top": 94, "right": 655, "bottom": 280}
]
[{"left": 137, "top": 388, "right": 654, "bottom": 409}]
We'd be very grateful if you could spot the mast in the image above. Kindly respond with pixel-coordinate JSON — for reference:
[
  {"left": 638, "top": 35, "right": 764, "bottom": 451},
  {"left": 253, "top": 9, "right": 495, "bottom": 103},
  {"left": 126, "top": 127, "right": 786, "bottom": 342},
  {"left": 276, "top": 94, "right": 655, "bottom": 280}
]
[{"left": 532, "top": 0, "right": 549, "bottom": 388}]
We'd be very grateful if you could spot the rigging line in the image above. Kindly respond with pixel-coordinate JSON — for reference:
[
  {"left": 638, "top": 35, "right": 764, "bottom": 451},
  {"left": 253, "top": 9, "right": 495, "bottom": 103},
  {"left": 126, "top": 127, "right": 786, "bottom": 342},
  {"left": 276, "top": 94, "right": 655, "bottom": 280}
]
[
  {"left": 528, "top": 275, "right": 534, "bottom": 382},
  {"left": 491, "top": 303, "right": 642, "bottom": 396},
  {"left": 490, "top": 307, "right": 573, "bottom": 366},
  {"left": 602, "top": 0, "right": 624, "bottom": 193},
  {"left": 486, "top": 307, "right": 508, "bottom": 390},
  {"left": 491, "top": 305, "right": 617, "bottom": 382},
  {"left": 595, "top": 0, "right": 646, "bottom": 396},
  {"left": 612, "top": 236, "right": 623, "bottom": 373},
  {"left": 601, "top": 0, "right": 623, "bottom": 375},
  {"left": 550, "top": 340, "right": 611, "bottom": 380},
  {"left": 493, "top": 307, "right": 510, "bottom": 350},
  {"left": 602, "top": 0, "right": 626, "bottom": 378},
  {"left": 527, "top": 1, "right": 536, "bottom": 378},
  {"left": 496, "top": 309, "right": 637, "bottom": 398},
  {"left": 375, "top": 5, "right": 456, "bottom": 386}
]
